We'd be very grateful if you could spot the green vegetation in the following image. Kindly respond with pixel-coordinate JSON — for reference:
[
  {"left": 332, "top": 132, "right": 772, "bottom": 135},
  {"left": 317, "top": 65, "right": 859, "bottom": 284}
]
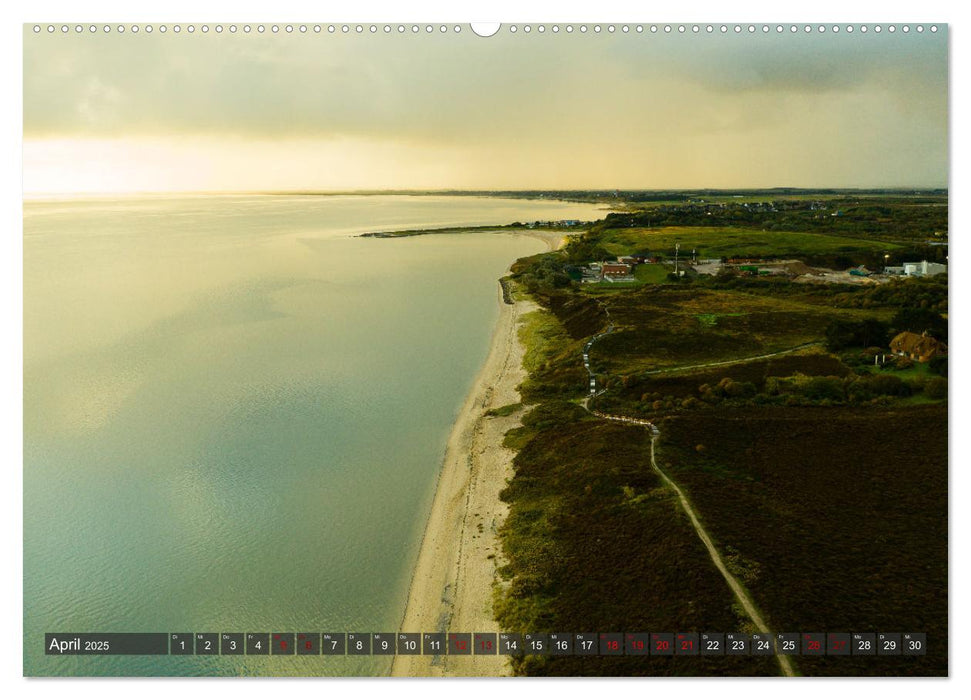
[
  {"left": 587, "top": 286, "right": 883, "bottom": 376},
  {"left": 596, "top": 226, "right": 899, "bottom": 260},
  {"left": 519, "top": 310, "right": 571, "bottom": 376},
  {"left": 892, "top": 307, "right": 948, "bottom": 341},
  {"left": 593, "top": 349, "right": 948, "bottom": 418},
  {"left": 695, "top": 271, "right": 947, "bottom": 311},
  {"left": 561, "top": 193, "right": 949, "bottom": 272},
  {"left": 659, "top": 407, "right": 947, "bottom": 676},
  {"left": 928, "top": 355, "right": 948, "bottom": 377},
  {"left": 925, "top": 377, "right": 948, "bottom": 400},
  {"left": 516, "top": 309, "right": 587, "bottom": 402},
  {"left": 513, "top": 253, "right": 574, "bottom": 295},
  {"left": 825, "top": 318, "right": 891, "bottom": 352},
  {"left": 493, "top": 192, "right": 947, "bottom": 677},
  {"left": 580, "top": 262, "right": 670, "bottom": 289},
  {"left": 386, "top": 188, "right": 946, "bottom": 211},
  {"left": 634, "top": 263, "right": 672, "bottom": 285},
  {"left": 595, "top": 195, "right": 947, "bottom": 246},
  {"left": 485, "top": 403, "right": 522, "bottom": 418},
  {"left": 696, "top": 312, "right": 748, "bottom": 327},
  {"left": 494, "top": 404, "right": 778, "bottom": 676}
]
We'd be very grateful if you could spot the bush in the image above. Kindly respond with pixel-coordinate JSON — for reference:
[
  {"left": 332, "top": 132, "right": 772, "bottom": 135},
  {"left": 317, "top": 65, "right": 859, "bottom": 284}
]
[
  {"left": 894, "top": 356, "right": 915, "bottom": 371},
  {"left": 928, "top": 355, "right": 948, "bottom": 377},
  {"left": 847, "top": 378, "right": 873, "bottom": 402},
  {"left": 866, "top": 373, "right": 912, "bottom": 398},
  {"left": 825, "top": 318, "right": 891, "bottom": 352},
  {"left": 803, "top": 376, "right": 845, "bottom": 402},
  {"left": 522, "top": 401, "right": 588, "bottom": 430},
  {"left": 716, "top": 377, "right": 757, "bottom": 399},
  {"left": 924, "top": 377, "right": 947, "bottom": 400}
]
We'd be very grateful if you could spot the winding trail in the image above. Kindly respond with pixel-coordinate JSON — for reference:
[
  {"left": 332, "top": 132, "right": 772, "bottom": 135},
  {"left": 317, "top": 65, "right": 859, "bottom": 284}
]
[
  {"left": 640, "top": 342, "right": 822, "bottom": 376},
  {"left": 582, "top": 312, "right": 797, "bottom": 677}
]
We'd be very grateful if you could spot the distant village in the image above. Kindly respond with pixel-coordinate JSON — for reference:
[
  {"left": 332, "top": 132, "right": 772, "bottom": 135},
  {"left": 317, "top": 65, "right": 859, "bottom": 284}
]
[
  {"left": 571, "top": 251, "right": 947, "bottom": 367},
  {"left": 573, "top": 253, "right": 947, "bottom": 286},
  {"left": 519, "top": 219, "right": 583, "bottom": 229}
]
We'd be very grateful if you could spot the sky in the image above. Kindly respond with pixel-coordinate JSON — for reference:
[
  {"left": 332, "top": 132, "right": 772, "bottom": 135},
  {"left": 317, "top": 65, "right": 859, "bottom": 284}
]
[{"left": 22, "top": 24, "right": 949, "bottom": 193}]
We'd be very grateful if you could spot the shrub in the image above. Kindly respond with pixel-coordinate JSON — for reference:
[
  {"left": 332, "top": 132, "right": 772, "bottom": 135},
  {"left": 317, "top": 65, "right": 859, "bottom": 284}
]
[
  {"left": 803, "top": 376, "right": 845, "bottom": 402},
  {"left": 892, "top": 307, "right": 947, "bottom": 342},
  {"left": 894, "top": 356, "right": 914, "bottom": 371},
  {"left": 866, "top": 373, "right": 912, "bottom": 398},
  {"left": 847, "top": 377, "right": 873, "bottom": 402},
  {"left": 928, "top": 355, "right": 948, "bottom": 377},
  {"left": 825, "top": 318, "right": 890, "bottom": 352},
  {"left": 716, "top": 377, "right": 757, "bottom": 399},
  {"left": 924, "top": 377, "right": 947, "bottom": 400}
]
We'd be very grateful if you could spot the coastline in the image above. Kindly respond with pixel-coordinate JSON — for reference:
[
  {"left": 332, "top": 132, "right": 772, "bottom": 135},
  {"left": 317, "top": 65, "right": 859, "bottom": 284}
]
[
  {"left": 390, "top": 235, "right": 559, "bottom": 677},
  {"left": 361, "top": 226, "right": 572, "bottom": 250}
]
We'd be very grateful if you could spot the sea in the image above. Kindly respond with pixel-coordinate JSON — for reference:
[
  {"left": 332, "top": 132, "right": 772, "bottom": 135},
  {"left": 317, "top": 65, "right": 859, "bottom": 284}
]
[{"left": 22, "top": 194, "right": 607, "bottom": 676}]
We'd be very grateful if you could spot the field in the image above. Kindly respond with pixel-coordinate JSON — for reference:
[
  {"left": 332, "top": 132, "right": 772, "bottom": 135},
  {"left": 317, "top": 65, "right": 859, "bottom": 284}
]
[
  {"left": 586, "top": 286, "right": 886, "bottom": 375},
  {"left": 634, "top": 263, "right": 673, "bottom": 284},
  {"left": 599, "top": 226, "right": 902, "bottom": 260},
  {"left": 495, "top": 403, "right": 780, "bottom": 676},
  {"left": 657, "top": 405, "right": 948, "bottom": 676},
  {"left": 599, "top": 352, "right": 849, "bottom": 404}
]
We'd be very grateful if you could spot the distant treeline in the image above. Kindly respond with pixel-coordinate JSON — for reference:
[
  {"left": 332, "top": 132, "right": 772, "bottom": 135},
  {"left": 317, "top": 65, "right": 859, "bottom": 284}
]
[
  {"left": 704, "top": 272, "right": 948, "bottom": 312},
  {"left": 435, "top": 188, "right": 947, "bottom": 205},
  {"left": 593, "top": 200, "right": 947, "bottom": 243}
]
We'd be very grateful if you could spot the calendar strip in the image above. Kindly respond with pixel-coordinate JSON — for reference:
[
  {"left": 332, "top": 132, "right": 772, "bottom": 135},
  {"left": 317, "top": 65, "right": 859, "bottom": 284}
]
[{"left": 45, "top": 632, "right": 926, "bottom": 657}]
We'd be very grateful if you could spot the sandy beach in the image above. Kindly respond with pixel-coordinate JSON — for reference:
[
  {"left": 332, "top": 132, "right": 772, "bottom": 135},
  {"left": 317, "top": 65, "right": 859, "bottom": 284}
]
[{"left": 390, "top": 238, "right": 557, "bottom": 677}]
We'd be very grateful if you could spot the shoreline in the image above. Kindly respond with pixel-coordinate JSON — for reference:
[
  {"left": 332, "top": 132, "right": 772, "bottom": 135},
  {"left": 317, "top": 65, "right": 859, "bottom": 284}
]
[
  {"left": 361, "top": 226, "right": 573, "bottom": 251},
  {"left": 389, "top": 238, "right": 558, "bottom": 677}
]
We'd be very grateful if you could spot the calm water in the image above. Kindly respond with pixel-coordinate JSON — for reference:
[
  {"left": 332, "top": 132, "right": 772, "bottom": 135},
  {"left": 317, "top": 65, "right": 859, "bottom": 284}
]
[{"left": 23, "top": 194, "right": 607, "bottom": 676}]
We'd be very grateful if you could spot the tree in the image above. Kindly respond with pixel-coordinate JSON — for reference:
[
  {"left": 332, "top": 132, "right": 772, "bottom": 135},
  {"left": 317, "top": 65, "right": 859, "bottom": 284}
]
[
  {"left": 892, "top": 307, "right": 948, "bottom": 342},
  {"left": 824, "top": 318, "right": 890, "bottom": 352},
  {"left": 928, "top": 355, "right": 948, "bottom": 377},
  {"left": 564, "top": 239, "right": 610, "bottom": 264}
]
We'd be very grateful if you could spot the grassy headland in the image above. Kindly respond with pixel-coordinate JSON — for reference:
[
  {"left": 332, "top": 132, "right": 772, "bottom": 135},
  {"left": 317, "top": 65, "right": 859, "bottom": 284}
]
[{"left": 489, "top": 192, "right": 947, "bottom": 676}]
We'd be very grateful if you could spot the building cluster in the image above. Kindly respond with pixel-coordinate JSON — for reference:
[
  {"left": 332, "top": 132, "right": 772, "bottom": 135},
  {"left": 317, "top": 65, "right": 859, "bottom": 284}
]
[
  {"left": 883, "top": 260, "right": 948, "bottom": 277},
  {"left": 889, "top": 331, "right": 947, "bottom": 363},
  {"left": 579, "top": 255, "right": 657, "bottom": 283},
  {"left": 688, "top": 258, "right": 946, "bottom": 286},
  {"left": 639, "top": 199, "right": 822, "bottom": 217},
  {"left": 522, "top": 219, "right": 582, "bottom": 229}
]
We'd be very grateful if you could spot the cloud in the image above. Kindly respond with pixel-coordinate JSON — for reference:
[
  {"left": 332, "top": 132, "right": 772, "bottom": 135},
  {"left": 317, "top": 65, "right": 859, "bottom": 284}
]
[{"left": 22, "top": 28, "right": 948, "bottom": 189}]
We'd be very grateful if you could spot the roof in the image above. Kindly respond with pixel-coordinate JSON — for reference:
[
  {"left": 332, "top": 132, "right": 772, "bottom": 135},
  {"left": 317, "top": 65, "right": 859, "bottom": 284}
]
[{"left": 890, "top": 331, "right": 947, "bottom": 357}]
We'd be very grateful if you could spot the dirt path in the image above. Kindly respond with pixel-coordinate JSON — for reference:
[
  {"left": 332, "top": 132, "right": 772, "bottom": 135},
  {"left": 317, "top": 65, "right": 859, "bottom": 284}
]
[
  {"left": 584, "top": 319, "right": 797, "bottom": 677},
  {"left": 641, "top": 342, "right": 822, "bottom": 376}
]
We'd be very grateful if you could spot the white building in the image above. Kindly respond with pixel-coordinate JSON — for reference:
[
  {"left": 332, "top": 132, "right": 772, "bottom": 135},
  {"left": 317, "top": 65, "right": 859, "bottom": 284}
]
[{"left": 884, "top": 260, "right": 947, "bottom": 277}]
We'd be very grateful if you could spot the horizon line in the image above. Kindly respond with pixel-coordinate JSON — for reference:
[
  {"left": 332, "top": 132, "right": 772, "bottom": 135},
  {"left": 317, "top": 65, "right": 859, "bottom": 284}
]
[{"left": 23, "top": 186, "right": 950, "bottom": 200}]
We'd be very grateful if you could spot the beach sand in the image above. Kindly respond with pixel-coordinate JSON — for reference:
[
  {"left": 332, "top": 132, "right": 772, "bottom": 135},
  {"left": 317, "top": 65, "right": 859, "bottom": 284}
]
[{"left": 390, "top": 256, "right": 549, "bottom": 677}]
